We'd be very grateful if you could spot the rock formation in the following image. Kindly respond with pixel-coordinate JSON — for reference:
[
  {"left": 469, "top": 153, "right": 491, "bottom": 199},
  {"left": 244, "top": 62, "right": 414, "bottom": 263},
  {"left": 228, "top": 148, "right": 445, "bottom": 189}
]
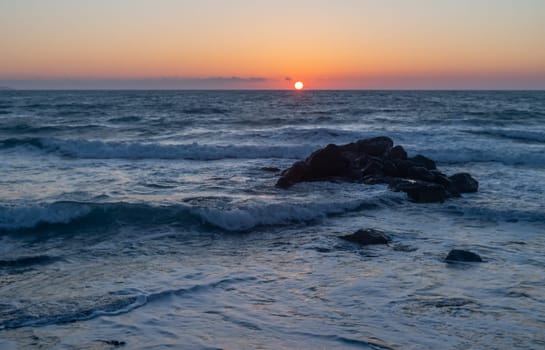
[{"left": 276, "top": 136, "right": 478, "bottom": 203}]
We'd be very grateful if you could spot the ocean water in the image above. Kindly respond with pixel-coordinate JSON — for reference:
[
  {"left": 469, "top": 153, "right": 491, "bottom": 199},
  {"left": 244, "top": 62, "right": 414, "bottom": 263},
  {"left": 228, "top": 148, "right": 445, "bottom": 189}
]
[{"left": 0, "top": 90, "right": 544, "bottom": 349}]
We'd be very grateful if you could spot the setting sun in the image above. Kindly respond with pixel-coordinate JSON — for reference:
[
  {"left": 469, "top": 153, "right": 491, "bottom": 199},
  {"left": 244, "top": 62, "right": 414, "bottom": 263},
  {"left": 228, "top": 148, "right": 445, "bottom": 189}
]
[{"left": 294, "top": 81, "right": 304, "bottom": 90}]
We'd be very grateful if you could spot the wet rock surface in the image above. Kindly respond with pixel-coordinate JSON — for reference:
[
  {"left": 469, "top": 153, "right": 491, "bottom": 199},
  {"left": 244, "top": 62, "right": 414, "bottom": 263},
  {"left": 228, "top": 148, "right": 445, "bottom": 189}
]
[
  {"left": 445, "top": 249, "right": 483, "bottom": 263},
  {"left": 340, "top": 228, "right": 391, "bottom": 246},
  {"left": 276, "top": 136, "right": 478, "bottom": 203}
]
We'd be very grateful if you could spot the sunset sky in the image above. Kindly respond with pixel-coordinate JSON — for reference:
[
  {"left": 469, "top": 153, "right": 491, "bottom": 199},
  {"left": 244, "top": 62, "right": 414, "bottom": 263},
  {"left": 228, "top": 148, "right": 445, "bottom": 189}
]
[{"left": 1, "top": 0, "right": 544, "bottom": 89}]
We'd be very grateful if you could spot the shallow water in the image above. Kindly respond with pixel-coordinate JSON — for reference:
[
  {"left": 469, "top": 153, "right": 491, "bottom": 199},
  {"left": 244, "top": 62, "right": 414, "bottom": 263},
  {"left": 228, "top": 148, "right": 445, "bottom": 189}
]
[{"left": 1, "top": 90, "right": 544, "bottom": 349}]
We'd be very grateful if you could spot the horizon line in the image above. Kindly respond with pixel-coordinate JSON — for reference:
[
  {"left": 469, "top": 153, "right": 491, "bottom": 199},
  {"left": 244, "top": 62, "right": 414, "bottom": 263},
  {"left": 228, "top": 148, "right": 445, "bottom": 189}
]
[{"left": 2, "top": 88, "right": 545, "bottom": 92}]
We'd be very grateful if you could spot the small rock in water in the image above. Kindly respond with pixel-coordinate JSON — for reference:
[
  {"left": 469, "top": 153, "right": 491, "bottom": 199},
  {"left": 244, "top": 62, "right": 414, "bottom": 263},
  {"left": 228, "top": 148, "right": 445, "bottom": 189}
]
[
  {"left": 260, "top": 166, "right": 281, "bottom": 172},
  {"left": 445, "top": 249, "right": 483, "bottom": 262},
  {"left": 98, "top": 340, "right": 126, "bottom": 347},
  {"left": 340, "top": 228, "right": 390, "bottom": 246}
]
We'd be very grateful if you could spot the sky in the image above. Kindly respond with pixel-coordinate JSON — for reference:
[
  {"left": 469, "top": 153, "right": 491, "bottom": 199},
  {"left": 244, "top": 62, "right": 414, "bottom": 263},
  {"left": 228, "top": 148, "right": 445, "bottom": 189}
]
[{"left": 1, "top": 0, "right": 544, "bottom": 89}]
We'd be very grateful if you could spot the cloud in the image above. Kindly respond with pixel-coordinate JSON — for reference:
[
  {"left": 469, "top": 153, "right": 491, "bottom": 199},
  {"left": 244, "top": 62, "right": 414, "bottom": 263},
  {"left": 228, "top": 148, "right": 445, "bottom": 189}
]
[
  {"left": 0, "top": 76, "right": 270, "bottom": 90},
  {"left": 284, "top": 76, "right": 292, "bottom": 81},
  {"left": 201, "top": 76, "right": 268, "bottom": 83}
]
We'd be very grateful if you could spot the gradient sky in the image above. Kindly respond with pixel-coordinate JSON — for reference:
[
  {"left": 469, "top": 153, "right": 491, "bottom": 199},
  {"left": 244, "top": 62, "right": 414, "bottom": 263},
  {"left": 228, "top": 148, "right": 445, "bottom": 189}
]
[{"left": 1, "top": 0, "right": 544, "bottom": 89}]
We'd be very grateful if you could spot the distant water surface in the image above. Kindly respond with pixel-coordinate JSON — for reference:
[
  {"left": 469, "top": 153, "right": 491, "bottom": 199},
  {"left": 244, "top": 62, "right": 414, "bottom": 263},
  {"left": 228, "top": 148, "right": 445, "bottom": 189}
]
[{"left": 1, "top": 90, "right": 544, "bottom": 349}]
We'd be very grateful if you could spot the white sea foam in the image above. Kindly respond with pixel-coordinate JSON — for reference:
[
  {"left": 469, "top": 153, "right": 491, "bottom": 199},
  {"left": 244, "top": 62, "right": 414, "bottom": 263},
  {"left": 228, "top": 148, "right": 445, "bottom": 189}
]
[{"left": 194, "top": 197, "right": 385, "bottom": 231}]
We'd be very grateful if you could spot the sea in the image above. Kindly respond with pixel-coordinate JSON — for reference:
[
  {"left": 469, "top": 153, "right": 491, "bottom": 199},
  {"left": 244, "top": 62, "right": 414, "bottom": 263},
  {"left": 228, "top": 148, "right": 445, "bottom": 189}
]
[{"left": 0, "top": 90, "right": 544, "bottom": 349}]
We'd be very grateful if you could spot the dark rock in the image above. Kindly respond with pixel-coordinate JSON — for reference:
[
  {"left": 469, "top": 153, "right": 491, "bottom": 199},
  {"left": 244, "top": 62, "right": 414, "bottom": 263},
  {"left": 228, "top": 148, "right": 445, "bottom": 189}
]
[
  {"left": 407, "top": 166, "right": 436, "bottom": 182},
  {"left": 307, "top": 144, "right": 351, "bottom": 178},
  {"left": 361, "top": 175, "right": 388, "bottom": 185},
  {"left": 409, "top": 154, "right": 436, "bottom": 170},
  {"left": 353, "top": 136, "right": 394, "bottom": 156},
  {"left": 352, "top": 154, "right": 370, "bottom": 168},
  {"left": 260, "top": 166, "right": 281, "bottom": 172},
  {"left": 340, "top": 228, "right": 390, "bottom": 245},
  {"left": 445, "top": 249, "right": 483, "bottom": 263},
  {"left": 383, "top": 160, "right": 398, "bottom": 177},
  {"left": 387, "top": 178, "right": 413, "bottom": 192},
  {"left": 389, "top": 145, "right": 408, "bottom": 160},
  {"left": 430, "top": 170, "right": 451, "bottom": 187},
  {"left": 449, "top": 173, "right": 478, "bottom": 193},
  {"left": 276, "top": 161, "right": 309, "bottom": 188},
  {"left": 275, "top": 136, "right": 477, "bottom": 203},
  {"left": 100, "top": 340, "right": 126, "bottom": 346},
  {"left": 406, "top": 183, "right": 447, "bottom": 203},
  {"left": 392, "top": 159, "right": 410, "bottom": 177},
  {"left": 361, "top": 160, "right": 384, "bottom": 177},
  {"left": 390, "top": 179, "right": 447, "bottom": 202}
]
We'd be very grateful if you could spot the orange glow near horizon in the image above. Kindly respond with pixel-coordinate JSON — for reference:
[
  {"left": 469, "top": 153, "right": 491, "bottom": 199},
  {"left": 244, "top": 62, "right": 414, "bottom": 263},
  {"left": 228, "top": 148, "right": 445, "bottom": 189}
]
[{"left": 1, "top": 1, "right": 545, "bottom": 89}]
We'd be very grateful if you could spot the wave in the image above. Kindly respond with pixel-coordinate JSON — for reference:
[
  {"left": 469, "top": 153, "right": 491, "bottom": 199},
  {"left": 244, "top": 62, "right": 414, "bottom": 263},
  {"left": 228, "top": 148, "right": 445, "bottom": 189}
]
[
  {"left": 464, "top": 129, "right": 545, "bottom": 144},
  {"left": 5, "top": 134, "right": 543, "bottom": 166},
  {"left": 0, "top": 293, "right": 147, "bottom": 329},
  {"left": 416, "top": 147, "right": 545, "bottom": 167},
  {"left": 182, "top": 107, "right": 231, "bottom": 114},
  {"left": 107, "top": 116, "right": 142, "bottom": 123},
  {"left": 154, "top": 126, "right": 368, "bottom": 147},
  {"left": 0, "top": 255, "right": 61, "bottom": 268},
  {"left": 195, "top": 197, "right": 387, "bottom": 231},
  {"left": 0, "top": 124, "right": 63, "bottom": 133},
  {"left": 0, "top": 195, "right": 397, "bottom": 233},
  {"left": 0, "top": 124, "right": 104, "bottom": 136},
  {"left": 0, "top": 202, "right": 93, "bottom": 231},
  {"left": 0, "top": 276, "right": 253, "bottom": 329},
  {"left": 0, "top": 201, "right": 196, "bottom": 233},
  {"left": 0, "top": 137, "right": 315, "bottom": 160},
  {"left": 465, "top": 109, "right": 545, "bottom": 121},
  {"left": 442, "top": 204, "right": 545, "bottom": 224},
  {"left": 264, "top": 126, "right": 364, "bottom": 143}
]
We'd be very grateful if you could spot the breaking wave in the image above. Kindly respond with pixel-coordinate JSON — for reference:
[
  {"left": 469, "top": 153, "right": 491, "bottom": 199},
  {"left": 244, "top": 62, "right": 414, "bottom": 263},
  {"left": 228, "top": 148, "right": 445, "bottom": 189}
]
[
  {"left": 0, "top": 137, "right": 315, "bottom": 160},
  {"left": 0, "top": 276, "right": 254, "bottom": 329},
  {"left": 0, "top": 195, "right": 398, "bottom": 233}
]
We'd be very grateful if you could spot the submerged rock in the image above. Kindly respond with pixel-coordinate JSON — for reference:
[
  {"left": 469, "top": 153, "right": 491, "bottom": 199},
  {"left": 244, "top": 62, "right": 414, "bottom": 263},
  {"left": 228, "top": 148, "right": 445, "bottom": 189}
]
[
  {"left": 340, "top": 228, "right": 390, "bottom": 246},
  {"left": 99, "top": 340, "right": 126, "bottom": 347},
  {"left": 260, "top": 166, "right": 281, "bottom": 172},
  {"left": 445, "top": 249, "right": 483, "bottom": 263},
  {"left": 275, "top": 136, "right": 478, "bottom": 203}
]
